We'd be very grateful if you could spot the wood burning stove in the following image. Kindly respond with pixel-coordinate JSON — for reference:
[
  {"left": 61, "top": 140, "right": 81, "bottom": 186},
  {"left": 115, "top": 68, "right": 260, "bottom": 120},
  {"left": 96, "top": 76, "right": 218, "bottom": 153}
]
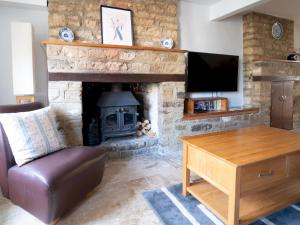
[{"left": 97, "top": 90, "right": 140, "bottom": 141}]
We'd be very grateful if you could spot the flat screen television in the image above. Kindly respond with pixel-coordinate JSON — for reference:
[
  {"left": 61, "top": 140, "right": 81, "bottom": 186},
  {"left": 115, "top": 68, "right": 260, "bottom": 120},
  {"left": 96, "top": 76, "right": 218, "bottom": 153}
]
[{"left": 186, "top": 52, "right": 239, "bottom": 92}]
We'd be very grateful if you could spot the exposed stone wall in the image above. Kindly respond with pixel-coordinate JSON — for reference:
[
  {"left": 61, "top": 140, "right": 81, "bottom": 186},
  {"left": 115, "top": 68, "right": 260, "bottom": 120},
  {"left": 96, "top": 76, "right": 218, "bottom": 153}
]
[
  {"left": 157, "top": 82, "right": 261, "bottom": 153},
  {"left": 252, "top": 61, "right": 300, "bottom": 76},
  {"left": 49, "top": 81, "right": 83, "bottom": 146},
  {"left": 47, "top": 45, "right": 186, "bottom": 74},
  {"left": 243, "top": 12, "right": 294, "bottom": 125},
  {"left": 244, "top": 12, "right": 294, "bottom": 63},
  {"left": 48, "top": 0, "right": 178, "bottom": 47}
]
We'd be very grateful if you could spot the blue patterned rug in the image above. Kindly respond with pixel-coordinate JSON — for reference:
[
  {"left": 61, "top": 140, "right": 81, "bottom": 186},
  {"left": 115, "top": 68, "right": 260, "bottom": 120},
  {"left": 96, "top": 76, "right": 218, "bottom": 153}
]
[{"left": 143, "top": 184, "right": 300, "bottom": 225}]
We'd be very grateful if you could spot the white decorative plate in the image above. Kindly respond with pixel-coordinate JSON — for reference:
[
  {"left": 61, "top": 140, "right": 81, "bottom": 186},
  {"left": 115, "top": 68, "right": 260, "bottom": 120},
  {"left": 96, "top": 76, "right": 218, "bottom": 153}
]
[
  {"left": 272, "top": 22, "right": 284, "bottom": 40},
  {"left": 160, "top": 38, "right": 174, "bottom": 49},
  {"left": 59, "top": 27, "right": 74, "bottom": 42}
]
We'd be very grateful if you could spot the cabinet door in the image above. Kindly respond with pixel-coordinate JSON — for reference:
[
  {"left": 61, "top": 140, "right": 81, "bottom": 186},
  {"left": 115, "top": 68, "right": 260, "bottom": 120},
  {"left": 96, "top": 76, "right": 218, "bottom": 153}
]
[
  {"left": 102, "top": 107, "right": 120, "bottom": 132},
  {"left": 282, "top": 81, "right": 294, "bottom": 130},
  {"left": 120, "top": 107, "right": 136, "bottom": 131},
  {"left": 271, "top": 81, "right": 294, "bottom": 130},
  {"left": 271, "top": 82, "right": 284, "bottom": 128}
]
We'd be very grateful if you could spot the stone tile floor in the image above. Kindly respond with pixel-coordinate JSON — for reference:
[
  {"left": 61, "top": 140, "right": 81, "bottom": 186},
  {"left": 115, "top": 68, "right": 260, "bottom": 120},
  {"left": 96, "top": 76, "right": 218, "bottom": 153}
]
[{"left": 0, "top": 153, "right": 184, "bottom": 225}]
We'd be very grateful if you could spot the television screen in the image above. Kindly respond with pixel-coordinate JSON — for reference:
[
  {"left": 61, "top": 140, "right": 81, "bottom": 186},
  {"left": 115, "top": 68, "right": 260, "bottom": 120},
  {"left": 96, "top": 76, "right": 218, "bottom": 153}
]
[{"left": 186, "top": 52, "right": 239, "bottom": 92}]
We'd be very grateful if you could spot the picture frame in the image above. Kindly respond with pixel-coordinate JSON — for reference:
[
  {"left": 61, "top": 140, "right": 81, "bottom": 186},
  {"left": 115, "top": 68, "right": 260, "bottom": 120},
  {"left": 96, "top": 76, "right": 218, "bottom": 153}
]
[{"left": 101, "top": 5, "right": 134, "bottom": 46}]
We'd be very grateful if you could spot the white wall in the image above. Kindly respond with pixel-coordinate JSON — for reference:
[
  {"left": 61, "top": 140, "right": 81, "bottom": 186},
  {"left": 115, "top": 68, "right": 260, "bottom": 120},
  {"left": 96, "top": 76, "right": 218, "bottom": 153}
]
[
  {"left": 178, "top": 1, "right": 244, "bottom": 107},
  {"left": 0, "top": 5, "right": 48, "bottom": 105},
  {"left": 0, "top": 0, "right": 47, "bottom": 7},
  {"left": 295, "top": 25, "right": 300, "bottom": 52}
]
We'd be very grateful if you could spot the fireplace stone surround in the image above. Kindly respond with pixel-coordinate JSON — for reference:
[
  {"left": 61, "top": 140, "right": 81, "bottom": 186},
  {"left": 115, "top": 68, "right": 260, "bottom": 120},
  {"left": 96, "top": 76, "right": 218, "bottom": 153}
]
[{"left": 46, "top": 41, "right": 187, "bottom": 152}]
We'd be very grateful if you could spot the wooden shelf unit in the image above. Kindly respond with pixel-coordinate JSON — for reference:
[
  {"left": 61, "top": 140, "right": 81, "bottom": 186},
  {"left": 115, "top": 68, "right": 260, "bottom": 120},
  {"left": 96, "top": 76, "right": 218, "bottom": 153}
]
[
  {"left": 254, "top": 58, "right": 300, "bottom": 64},
  {"left": 184, "top": 97, "right": 229, "bottom": 114},
  {"left": 183, "top": 107, "right": 259, "bottom": 120},
  {"left": 42, "top": 39, "right": 187, "bottom": 53},
  {"left": 184, "top": 97, "right": 259, "bottom": 120},
  {"left": 188, "top": 179, "right": 300, "bottom": 225}
]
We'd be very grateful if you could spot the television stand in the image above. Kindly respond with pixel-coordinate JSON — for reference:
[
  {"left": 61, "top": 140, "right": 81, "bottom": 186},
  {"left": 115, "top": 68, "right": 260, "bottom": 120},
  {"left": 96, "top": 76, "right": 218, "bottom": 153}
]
[
  {"left": 183, "top": 97, "right": 259, "bottom": 120},
  {"left": 185, "top": 97, "right": 229, "bottom": 114}
]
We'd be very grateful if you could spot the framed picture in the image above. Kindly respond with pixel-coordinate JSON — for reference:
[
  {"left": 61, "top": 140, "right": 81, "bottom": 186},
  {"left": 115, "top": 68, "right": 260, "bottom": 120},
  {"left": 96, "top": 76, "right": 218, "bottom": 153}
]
[{"left": 101, "top": 5, "right": 134, "bottom": 46}]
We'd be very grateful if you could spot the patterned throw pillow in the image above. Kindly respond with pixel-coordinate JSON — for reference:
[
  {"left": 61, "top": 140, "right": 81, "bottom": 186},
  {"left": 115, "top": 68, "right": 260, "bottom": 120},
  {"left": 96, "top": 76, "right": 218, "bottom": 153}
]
[{"left": 0, "top": 106, "right": 65, "bottom": 166}]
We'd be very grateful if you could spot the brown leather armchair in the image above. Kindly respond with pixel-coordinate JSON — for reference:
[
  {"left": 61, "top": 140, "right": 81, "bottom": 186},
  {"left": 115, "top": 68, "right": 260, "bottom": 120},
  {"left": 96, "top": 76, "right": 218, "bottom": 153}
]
[{"left": 0, "top": 103, "right": 107, "bottom": 224}]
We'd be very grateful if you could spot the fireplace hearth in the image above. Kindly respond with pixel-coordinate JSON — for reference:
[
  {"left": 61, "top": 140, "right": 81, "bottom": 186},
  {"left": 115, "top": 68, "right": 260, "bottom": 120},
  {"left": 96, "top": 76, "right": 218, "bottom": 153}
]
[{"left": 97, "top": 90, "right": 140, "bottom": 141}]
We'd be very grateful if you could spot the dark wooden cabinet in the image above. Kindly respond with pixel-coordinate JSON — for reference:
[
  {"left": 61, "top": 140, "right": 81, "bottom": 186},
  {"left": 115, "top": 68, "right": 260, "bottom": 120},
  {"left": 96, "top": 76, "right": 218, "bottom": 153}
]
[{"left": 271, "top": 81, "right": 294, "bottom": 130}]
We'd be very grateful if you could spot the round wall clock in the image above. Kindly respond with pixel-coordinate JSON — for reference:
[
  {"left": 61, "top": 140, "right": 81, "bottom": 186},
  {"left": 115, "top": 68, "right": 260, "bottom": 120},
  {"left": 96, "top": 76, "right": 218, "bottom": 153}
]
[{"left": 272, "top": 22, "right": 284, "bottom": 40}]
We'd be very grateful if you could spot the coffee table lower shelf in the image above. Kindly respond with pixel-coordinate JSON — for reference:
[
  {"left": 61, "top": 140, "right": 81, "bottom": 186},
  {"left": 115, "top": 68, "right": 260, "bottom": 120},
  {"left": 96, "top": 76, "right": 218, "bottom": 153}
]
[{"left": 187, "top": 178, "right": 300, "bottom": 225}]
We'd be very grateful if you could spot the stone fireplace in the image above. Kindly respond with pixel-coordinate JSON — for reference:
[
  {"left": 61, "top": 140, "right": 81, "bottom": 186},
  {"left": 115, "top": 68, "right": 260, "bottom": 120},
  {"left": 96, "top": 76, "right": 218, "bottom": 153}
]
[
  {"left": 46, "top": 0, "right": 190, "bottom": 156},
  {"left": 46, "top": 41, "right": 187, "bottom": 155}
]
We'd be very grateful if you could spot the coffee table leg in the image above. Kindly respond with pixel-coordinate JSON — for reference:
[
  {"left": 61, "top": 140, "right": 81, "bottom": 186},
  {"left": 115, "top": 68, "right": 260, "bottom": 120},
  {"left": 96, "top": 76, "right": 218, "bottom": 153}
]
[
  {"left": 183, "top": 143, "right": 190, "bottom": 196},
  {"left": 228, "top": 168, "right": 241, "bottom": 225}
]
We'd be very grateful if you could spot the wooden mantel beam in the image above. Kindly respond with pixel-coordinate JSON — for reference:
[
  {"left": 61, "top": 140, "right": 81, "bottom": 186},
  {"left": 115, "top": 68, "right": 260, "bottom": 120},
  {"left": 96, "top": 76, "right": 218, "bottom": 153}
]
[
  {"left": 42, "top": 39, "right": 187, "bottom": 53},
  {"left": 48, "top": 72, "right": 186, "bottom": 83}
]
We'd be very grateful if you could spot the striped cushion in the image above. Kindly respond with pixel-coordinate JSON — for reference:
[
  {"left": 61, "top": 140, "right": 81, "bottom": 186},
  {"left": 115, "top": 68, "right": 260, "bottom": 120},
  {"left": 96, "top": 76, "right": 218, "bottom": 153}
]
[{"left": 0, "top": 106, "right": 65, "bottom": 166}]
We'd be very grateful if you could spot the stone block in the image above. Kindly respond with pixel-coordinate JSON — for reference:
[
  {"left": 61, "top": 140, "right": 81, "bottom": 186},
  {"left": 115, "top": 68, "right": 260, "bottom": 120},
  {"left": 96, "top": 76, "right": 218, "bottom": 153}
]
[
  {"left": 105, "top": 62, "right": 128, "bottom": 72},
  {"left": 191, "top": 124, "right": 213, "bottom": 132},
  {"left": 84, "top": 61, "right": 107, "bottom": 71},
  {"left": 62, "top": 47, "right": 79, "bottom": 58},
  {"left": 48, "top": 87, "right": 61, "bottom": 102},
  {"left": 50, "top": 102, "right": 82, "bottom": 117},
  {"left": 120, "top": 52, "right": 136, "bottom": 61},
  {"left": 66, "top": 15, "right": 81, "bottom": 27},
  {"left": 48, "top": 59, "right": 76, "bottom": 72},
  {"left": 78, "top": 48, "right": 88, "bottom": 58},
  {"left": 177, "top": 92, "right": 185, "bottom": 99},
  {"left": 49, "top": 13, "right": 65, "bottom": 27},
  {"left": 175, "top": 125, "right": 186, "bottom": 131},
  {"left": 162, "top": 86, "right": 174, "bottom": 101},
  {"left": 64, "top": 90, "right": 81, "bottom": 102},
  {"left": 86, "top": 11, "right": 100, "bottom": 19},
  {"left": 84, "top": 19, "right": 98, "bottom": 29},
  {"left": 162, "top": 102, "right": 174, "bottom": 108},
  {"left": 103, "top": 49, "right": 121, "bottom": 59},
  {"left": 68, "top": 82, "right": 82, "bottom": 91},
  {"left": 130, "top": 63, "right": 151, "bottom": 73},
  {"left": 75, "top": 30, "right": 94, "bottom": 41},
  {"left": 47, "top": 45, "right": 63, "bottom": 57},
  {"left": 48, "top": 81, "right": 68, "bottom": 89}
]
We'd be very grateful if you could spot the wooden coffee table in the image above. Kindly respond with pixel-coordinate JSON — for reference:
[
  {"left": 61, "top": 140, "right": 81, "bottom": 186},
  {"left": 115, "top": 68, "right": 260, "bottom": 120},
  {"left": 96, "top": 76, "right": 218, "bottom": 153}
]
[{"left": 180, "top": 126, "right": 300, "bottom": 225}]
